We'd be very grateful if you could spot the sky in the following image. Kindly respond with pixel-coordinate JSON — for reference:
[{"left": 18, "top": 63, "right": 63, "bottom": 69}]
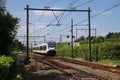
[{"left": 5, "top": 0, "right": 120, "bottom": 44}]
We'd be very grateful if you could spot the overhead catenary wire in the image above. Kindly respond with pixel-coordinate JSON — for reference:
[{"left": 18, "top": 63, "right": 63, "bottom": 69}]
[
  {"left": 32, "top": 0, "right": 93, "bottom": 36},
  {"left": 31, "top": 1, "right": 120, "bottom": 42},
  {"left": 74, "top": 2, "right": 120, "bottom": 26},
  {"left": 61, "top": 0, "right": 94, "bottom": 23},
  {"left": 47, "top": 2, "right": 120, "bottom": 42},
  {"left": 49, "top": 0, "right": 94, "bottom": 36},
  {"left": 75, "top": 0, "right": 94, "bottom": 8},
  {"left": 36, "top": 0, "right": 55, "bottom": 23},
  {"left": 33, "top": 0, "right": 57, "bottom": 33},
  {"left": 32, "top": 0, "right": 80, "bottom": 35},
  {"left": 58, "top": 0, "right": 79, "bottom": 22},
  {"left": 44, "top": 0, "right": 94, "bottom": 36},
  {"left": 45, "top": 26, "right": 71, "bottom": 37},
  {"left": 47, "top": 0, "right": 79, "bottom": 26},
  {"left": 45, "top": 0, "right": 57, "bottom": 8}
]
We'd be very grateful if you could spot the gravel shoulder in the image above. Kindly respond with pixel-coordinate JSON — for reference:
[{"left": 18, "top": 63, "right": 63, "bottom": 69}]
[{"left": 16, "top": 54, "right": 70, "bottom": 80}]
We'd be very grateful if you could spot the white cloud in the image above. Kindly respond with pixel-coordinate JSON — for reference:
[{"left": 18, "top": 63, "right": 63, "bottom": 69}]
[
  {"left": 34, "top": 22, "right": 46, "bottom": 29},
  {"left": 17, "top": 25, "right": 26, "bottom": 36},
  {"left": 11, "top": 11, "right": 25, "bottom": 18},
  {"left": 18, "top": 25, "right": 25, "bottom": 30},
  {"left": 101, "top": 11, "right": 112, "bottom": 15},
  {"left": 34, "top": 10, "right": 52, "bottom": 16},
  {"left": 94, "top": 10, "right": 112, "bottom": 16},
  {"left": 34, "top": 7, "right": 61, "bottom": 16}
]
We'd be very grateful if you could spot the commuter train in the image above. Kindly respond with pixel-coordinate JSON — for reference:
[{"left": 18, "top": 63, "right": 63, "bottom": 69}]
[{"left": 33, "top": 42, "right": 56, "bottom": 56}]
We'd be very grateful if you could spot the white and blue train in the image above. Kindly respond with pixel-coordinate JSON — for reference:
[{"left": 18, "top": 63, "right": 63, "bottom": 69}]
[{"left": 33, "top": 42, "right": 56, "bottom": 56}]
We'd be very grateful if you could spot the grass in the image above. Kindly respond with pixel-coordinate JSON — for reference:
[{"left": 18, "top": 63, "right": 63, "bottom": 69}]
[
  {"left": 97, "top": 59, "right": 120, "bottom": 66},
  {"left": 56, "top": 43, "right": 120, "bottom": 66},
  {"left": 16, "top": 65, "right": 28, "bottom": 80},
  {"left": 16, "top": 62, "right": 43, "bottom": 80}
]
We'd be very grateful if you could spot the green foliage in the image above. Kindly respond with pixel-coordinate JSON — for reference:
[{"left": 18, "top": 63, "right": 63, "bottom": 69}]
[
  {"left": 76, "top": 44, "right": 89, "bottom": 60},
  {"left": 0, "top": 3, "right": 19, "bottom": 55},
  {"left": 80, "top": 40, "right": 88, "bottom": 44},
  {"left": 92, "top": 36, "right": 105, "bottom": 43},
  {"left": 0, "top": 0, "right": 6, "bottom": 7},
  {"left": 13, "top": 39, "right": 25, "bottom": 51},
  {"left": 0, "top": 56, "right": 15, "bottom": 80},
  {"left": 99, "top": 42, "right": 120, "bottom": 60},
  {"left": 106, "top": 38, "right": 120, "bottom": 42},
  {"left": 75, "top": 36, "right": 86, "bottom": 42},
  {"left": 106, "top": 32, "right": 120, "bottom": 39},
  {"left": 98, "top": 59, "right": 120, "bottom": 65},
  {"left": 91, "top": 44, "right": 99, "bottom": 61},
  {"left": 56, "top": 42, "right": 89, "bottom": 60},
  {"left": 56, "top": 32, "right": 120, "bottom": 61},
  {"left": 16, "top": 66, "right": 28, "bottom": 80},
  {"left": 56, "top": 42, "right": 71, "bottom": 57}
]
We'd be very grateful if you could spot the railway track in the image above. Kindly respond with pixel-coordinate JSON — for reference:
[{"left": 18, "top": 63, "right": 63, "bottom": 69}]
[
  {"left": 33, "top": 54, "right": 107, "bottom": 80},
  {"left": 47, "top": 56, "right": 120, "bottom": 80},
  {"left": 48, "top": 56, "right": 120, "bottom": 75}
]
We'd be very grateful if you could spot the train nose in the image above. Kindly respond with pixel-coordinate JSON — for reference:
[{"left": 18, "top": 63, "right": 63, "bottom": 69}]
[
  {"left": 47, "top": 50, "right": 56, "bottom": 56},
  {"left": 49, "top": 47, "right": 55, "bottom": 50}
]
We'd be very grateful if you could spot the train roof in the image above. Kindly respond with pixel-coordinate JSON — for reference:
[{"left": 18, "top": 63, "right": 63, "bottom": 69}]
[
  {"left": 33, "top": 43, "right": 47, "bottom": 47},
  {"left": 33, "top": 42, "right": 56, "bottom": 47}
]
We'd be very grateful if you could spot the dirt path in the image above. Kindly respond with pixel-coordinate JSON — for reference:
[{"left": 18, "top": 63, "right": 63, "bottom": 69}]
[{"left": 16, "top": 54, "right": 24, "bottom": 65}]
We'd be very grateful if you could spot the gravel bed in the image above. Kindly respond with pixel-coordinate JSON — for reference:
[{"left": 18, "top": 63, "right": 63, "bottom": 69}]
[
  {"left": 30, "top": 72, "right": 70, "bottom": 80},
  {"left": 58, "top": 61, "right": 120, "bottom": 80},
  {"left": 25, "top": 60, "right": 71, "bottom": 80},
  {"left": 29, "top": 56, "right": 120, "bottom": 80}
]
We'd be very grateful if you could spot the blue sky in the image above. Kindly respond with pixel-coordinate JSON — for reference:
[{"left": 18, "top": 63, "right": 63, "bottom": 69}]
[{"left": 5, "top": 0, "right": 120, "bottom": 43}]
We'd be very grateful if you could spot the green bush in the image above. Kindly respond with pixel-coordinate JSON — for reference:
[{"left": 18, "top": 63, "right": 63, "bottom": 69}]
[
  {"left": 99, "top": 42, "right": 120, "bottom": 60},
  {"left": 0, "top": 56, "right": 15, "bottom": 80},
  {"left": 56, "top": 38, "right": 120, "bottom": 61},
  {"left": 91, "top": 44, "right": 99, "bottom": 61},
  {"left": 56, "top": 43, "right": 71, "bottom": 57},
  {"left": 92, "top": 36, "right": 105, "bottom": 43}
]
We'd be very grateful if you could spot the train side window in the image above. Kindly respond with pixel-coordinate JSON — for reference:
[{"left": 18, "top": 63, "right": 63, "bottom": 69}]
[
  {"left": 37, "top": 47, "right": 40, "bottom": 50},
  {"left": 37, "top": 47, "right": 39, "bottom": 50},
  {"left": 37, "top": 47, "right": 38, "bottom": 50},
  {"left": 40, "top": 46, "right": 42, "bottom": 50},
  {"left": 44, "top": 45, "right": 46, "bottom": 50},
  {"left": 38, "top": 47, "right": 40, "bottom": 50},
  {"left": 42, "top": 46, "right": 44, "bottom": 50}
]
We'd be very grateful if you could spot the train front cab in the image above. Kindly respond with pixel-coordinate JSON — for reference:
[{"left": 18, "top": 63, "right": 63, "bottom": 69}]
[{"left": 47, "top": 50, "right": 56, "bottom": 56}]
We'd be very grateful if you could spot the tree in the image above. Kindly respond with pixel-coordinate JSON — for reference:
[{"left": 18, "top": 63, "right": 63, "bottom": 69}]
[
  {"left": 75, "top": 36, "right": 86, "bottom": 42},
  {"left": 13, "top": 39, "right": 26, "bottom": 51},
  {"left": 106, "top": 32, "right": 114, "bottom": 39},
  {"left": 92, "top": 36, "right": 105, "bottom": 43},
  {"left": 0, "top": 0, "right": 6, "bottom": 6},
  {"left": 0, "top": 2, "right": 19, "bottom": 55},
  {"left": 106, "top": 32, "right": 120, "bottom": 39}
]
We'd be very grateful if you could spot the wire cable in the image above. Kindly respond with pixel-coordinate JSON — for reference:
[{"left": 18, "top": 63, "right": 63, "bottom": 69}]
[{"left": 75, "top": 2, "right": 120, "bottom": 25}]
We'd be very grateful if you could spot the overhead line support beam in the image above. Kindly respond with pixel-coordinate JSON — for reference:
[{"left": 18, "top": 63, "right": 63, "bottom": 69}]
[{"left": 24, "top": 8, "right": 90, "bottom": 12}]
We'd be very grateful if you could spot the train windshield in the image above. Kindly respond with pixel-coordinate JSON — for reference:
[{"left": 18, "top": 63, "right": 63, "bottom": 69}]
[{"left": 48, "top": 42, "right": 56, "bottom": 48}]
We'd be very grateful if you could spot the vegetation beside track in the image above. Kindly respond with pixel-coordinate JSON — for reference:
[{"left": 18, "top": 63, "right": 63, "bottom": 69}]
[
  {"left": 0, "top": 1, "right": 25, "bottom": 80},
  {"left": 0, "top": 53, "right": 16, "bottom": 80},
  {"left": 97, "top": 59, "right": 120, "bottom": 66},
  {"left": 56, "top": 32, "right": 120, "bottom": 65},
  {"left": 16, "top": 65, "right": 28, "bottom": 80}
]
